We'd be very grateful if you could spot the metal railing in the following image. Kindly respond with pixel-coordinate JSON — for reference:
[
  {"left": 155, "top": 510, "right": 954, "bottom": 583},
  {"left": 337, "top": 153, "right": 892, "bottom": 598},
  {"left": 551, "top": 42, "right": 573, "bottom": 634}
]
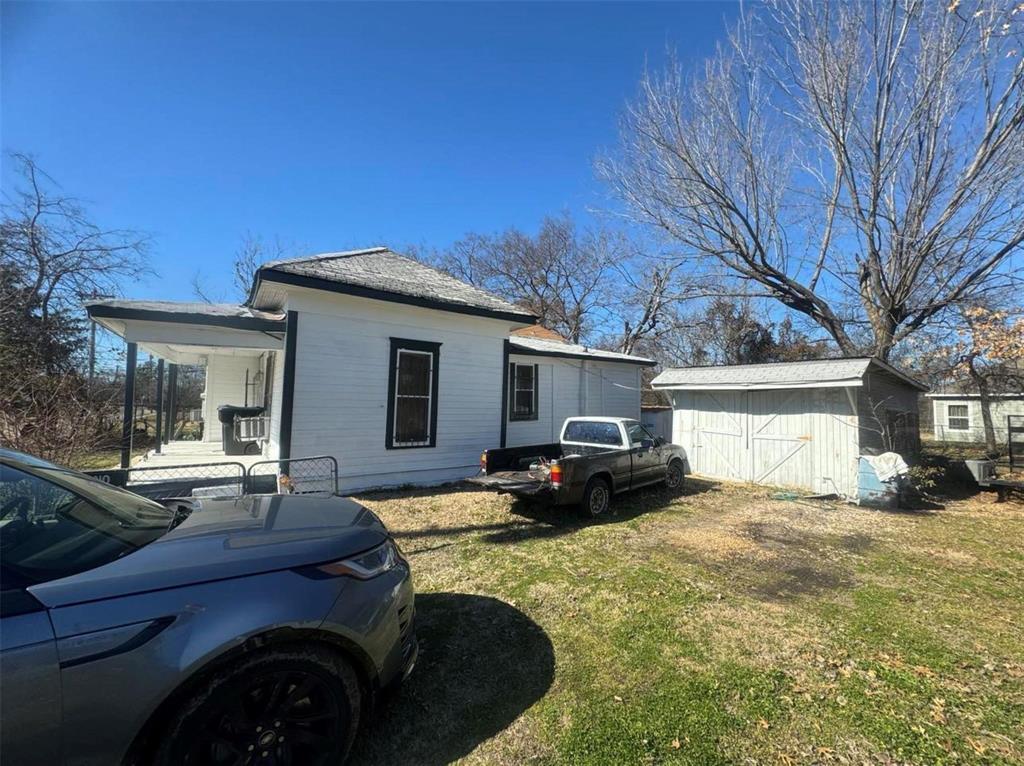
[
  {"left": 84, "top": 455, "right": 339, "bottom": 500},
  {"left": 247, "top": 456, "right": 339, "bottom": 496}
]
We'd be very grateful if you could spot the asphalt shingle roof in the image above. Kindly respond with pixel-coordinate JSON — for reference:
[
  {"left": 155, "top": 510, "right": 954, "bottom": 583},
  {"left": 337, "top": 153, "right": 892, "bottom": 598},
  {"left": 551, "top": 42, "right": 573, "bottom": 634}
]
[
  {"left": 509, "top": 336, "right": 657, "bottom": 366},
  {"left": 257, "top": 247, "right": 537, "bottom": 322},
  {"left": 652, "top": 358, "right": 927, "bottom": 390}
]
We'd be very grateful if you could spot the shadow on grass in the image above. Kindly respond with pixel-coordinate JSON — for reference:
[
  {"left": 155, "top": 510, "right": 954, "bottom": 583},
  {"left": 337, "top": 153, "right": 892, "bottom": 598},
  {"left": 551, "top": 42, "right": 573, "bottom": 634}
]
[
  {"left": 388, "top": 477, "right": 722, "bottom": 547},
  {"left": 348, "top": 592, "right": 554, "bottom": 766}
]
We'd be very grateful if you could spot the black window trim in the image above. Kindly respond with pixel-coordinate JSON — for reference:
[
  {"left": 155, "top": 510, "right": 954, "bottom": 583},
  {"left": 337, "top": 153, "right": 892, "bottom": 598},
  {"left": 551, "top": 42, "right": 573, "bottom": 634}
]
[
  {"left": 386, "top": 337, "right": 441, "bottom": 449},
  {"left": 508, "top": 361, "right": 539, "bottom": 422}
]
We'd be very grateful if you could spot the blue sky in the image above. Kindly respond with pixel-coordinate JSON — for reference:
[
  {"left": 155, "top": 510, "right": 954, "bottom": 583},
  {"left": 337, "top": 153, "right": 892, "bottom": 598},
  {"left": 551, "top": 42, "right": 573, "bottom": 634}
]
[{"left": 2, "top": 1, "right": 737, "bottom": 302}]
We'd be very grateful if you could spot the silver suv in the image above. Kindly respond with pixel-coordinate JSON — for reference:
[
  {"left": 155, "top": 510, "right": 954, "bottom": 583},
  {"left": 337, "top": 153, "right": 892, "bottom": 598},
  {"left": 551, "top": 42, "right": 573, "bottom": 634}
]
[{"left": 0, "top": 449, "right": 416, "bottom": 766}]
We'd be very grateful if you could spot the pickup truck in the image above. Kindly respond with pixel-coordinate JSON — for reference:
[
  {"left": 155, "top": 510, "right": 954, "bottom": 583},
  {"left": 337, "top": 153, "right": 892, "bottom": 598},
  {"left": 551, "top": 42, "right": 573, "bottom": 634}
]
[{"left": 467, "top": 417, "right": 687, "bottom": 516}]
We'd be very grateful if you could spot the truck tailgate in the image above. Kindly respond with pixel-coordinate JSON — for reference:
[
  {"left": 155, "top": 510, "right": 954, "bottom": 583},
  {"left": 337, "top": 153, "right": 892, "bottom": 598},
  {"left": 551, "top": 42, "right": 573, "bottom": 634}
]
[{"left": 466, "top": 470, "right": 550, "bottom": 496}]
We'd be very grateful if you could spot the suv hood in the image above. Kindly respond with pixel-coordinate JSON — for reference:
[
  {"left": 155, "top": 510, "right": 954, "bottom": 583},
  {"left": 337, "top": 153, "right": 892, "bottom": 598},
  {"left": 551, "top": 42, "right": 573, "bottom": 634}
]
[{"left": 31, "top": 494, "right": 389, "bottom": 607}]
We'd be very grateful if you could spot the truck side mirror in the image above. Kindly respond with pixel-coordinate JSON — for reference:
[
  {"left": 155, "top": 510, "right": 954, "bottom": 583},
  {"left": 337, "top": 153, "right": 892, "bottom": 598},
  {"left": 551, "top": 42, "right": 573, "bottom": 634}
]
[{"left": 640, "top": 439, "right": 654, "bottom": 450}]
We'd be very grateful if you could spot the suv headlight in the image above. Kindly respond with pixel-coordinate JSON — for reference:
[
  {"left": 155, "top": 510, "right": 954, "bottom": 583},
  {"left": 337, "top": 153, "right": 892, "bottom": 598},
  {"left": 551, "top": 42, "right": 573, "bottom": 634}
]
[{"left": 316, "top": 540, "right": 399, "bottom": 580}]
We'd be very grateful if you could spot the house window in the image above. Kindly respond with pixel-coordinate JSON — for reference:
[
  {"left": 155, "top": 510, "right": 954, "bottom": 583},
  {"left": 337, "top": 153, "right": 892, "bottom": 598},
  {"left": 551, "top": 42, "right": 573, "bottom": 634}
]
[
  {"left": 387, "top": 338, "right": 441, "bottom": 449},
  {"left": 947, "top": 404, "right": 969, "bottom": 431},
  {"left": 509, "top": 363, "right": 539, "bottom": 421}
]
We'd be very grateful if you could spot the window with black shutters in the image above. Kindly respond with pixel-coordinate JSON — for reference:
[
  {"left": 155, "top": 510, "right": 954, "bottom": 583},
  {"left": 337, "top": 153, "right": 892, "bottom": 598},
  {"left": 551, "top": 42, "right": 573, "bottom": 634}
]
[
  {"left": 508, "top": 362, "right": 538, "bottom": 421},
  {"left": 386, "top": 338, "right": 441, "bottom": 448}
]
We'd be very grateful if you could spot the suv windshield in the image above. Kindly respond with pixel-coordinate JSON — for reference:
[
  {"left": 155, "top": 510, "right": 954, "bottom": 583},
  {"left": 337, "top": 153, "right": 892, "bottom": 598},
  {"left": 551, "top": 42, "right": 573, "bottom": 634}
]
[{"left": 0, "top": 462, "right": 174, "bottom": 588}]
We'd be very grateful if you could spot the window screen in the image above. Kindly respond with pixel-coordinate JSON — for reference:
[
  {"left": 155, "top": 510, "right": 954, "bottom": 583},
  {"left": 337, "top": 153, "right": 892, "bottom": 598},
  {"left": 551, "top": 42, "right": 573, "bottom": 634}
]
[
  {"left": 387, "top": 339, "right": 440, "bottom": 448},
  {"left": 947, "top": 404, "right": 969, "bottom": 431},
  {"left": 509, "top": 363, "right": 538, "bottom": 421}
]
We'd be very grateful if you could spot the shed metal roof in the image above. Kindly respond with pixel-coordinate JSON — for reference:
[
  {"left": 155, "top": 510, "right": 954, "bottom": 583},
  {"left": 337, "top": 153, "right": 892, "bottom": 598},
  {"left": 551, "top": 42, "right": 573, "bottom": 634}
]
[
  {"left": 253, "top": 247, "right": 537, "bottom": 323},
  {"left": 651, "top": 357, "right": 927, "bottom": 391},
  {"left": 509, "top": 336, "right": 656, "bottom": 366}
]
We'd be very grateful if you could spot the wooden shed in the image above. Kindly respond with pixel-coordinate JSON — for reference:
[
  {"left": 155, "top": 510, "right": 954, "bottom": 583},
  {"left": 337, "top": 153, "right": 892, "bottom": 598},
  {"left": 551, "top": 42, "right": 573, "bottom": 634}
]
[{"left": 651, "top": 358, "right": 928, "bottom": 497}]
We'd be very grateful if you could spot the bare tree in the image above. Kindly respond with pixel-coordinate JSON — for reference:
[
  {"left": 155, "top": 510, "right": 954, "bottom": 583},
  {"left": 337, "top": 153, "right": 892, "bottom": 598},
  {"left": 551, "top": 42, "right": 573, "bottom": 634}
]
[
  {"left": 434, "top": 215, "right": 626, "bottom": 344},
  {"left": 193, "top": 232, "right": 291, "bottom": 303},
  {"left": 601, "top": 0, "right": 1024, "bottom": 360},
  {"left": 1, "top": 154, "right": 149, "bottom": 330}
]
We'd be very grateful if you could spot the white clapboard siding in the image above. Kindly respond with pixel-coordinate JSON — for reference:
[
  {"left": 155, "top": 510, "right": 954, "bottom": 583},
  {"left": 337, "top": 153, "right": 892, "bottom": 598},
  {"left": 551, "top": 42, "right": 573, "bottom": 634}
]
[
  {"left": 202, "top": 354, "right": 261, "bottom": 444},
  {"left": 282, "top": 287, "right": 514, "bottom": 492},
  {"left": 505, "top": 355, "right": 642, "bottom": 448}
]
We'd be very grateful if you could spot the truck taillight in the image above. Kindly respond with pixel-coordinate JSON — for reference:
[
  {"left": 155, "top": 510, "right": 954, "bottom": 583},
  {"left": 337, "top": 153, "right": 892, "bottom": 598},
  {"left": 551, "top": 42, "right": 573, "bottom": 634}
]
[
  {"left": 480, "top": 451, "right": 487, "bottom": 472},
  {"left": 550, "top": 462, "right": 563, "bottom": 489}
]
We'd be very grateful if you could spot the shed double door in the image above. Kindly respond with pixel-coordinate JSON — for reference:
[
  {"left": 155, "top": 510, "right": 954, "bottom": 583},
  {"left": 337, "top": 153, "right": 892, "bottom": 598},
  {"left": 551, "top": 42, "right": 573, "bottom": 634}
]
[{"left": 691, "top": 390, "right": 818, "bottom": 489}]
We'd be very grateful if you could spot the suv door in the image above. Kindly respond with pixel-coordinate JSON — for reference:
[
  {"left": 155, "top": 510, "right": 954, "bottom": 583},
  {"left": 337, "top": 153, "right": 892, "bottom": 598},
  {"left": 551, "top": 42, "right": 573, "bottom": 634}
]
[{"left": 1, "top": 465, "right": 63, "bottom": 766}]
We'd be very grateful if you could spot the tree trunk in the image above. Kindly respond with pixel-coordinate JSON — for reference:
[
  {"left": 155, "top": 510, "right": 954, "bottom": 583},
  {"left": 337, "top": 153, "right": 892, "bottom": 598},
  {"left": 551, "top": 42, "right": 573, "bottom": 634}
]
[{"left": 967, "top": 359, "right": 999, "bottom": 456}]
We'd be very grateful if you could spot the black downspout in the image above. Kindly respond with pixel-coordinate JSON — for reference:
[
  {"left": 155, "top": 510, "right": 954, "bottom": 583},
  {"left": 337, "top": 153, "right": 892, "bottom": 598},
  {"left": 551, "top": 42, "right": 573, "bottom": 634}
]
[
  {"left": 278, "top": 311, "right": 299, "bottom": 462},
  {"left": 154, "top": 358, "right": 164, "bottom": 453},
  {"left": 166, "top": 364, "right": 177, "bottom": 444},
  {"left": 120, "top": 342, "right": 137, "bottom": 469},
  {"left": 500, "top": 339, "right": 510, "bottom": 448}
]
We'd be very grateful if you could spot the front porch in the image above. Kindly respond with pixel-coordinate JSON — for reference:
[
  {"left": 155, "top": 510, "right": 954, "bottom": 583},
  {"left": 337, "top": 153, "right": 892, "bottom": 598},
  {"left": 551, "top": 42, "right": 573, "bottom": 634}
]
[
  {"left": 130, "top": 439, "right": 270, "bottom": 469},
  {"left": 86, "top": 300, "right": 288, "bottom": 469}
]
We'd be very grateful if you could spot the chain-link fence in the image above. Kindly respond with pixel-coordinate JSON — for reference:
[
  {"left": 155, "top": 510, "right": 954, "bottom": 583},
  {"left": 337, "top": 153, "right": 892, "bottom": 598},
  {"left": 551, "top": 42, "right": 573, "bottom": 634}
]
[
  {"left": 84, "top": 455, "right": 339, "bottom": 500},
  {"left": 247, "top": 456, "right": 339, "bottom": 496}
]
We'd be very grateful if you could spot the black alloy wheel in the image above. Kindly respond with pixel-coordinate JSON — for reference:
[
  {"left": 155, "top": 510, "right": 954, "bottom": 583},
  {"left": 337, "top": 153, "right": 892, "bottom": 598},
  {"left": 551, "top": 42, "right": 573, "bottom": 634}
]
[{"left": 157, "top": 648, "right": 360, "bottom": 766}]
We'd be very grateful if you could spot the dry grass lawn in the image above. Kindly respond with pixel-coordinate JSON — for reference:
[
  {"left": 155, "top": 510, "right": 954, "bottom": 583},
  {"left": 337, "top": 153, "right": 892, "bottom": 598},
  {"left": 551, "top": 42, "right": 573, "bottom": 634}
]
[{"left": 346, "top": 477, "right": 1024, "bottom": 765}]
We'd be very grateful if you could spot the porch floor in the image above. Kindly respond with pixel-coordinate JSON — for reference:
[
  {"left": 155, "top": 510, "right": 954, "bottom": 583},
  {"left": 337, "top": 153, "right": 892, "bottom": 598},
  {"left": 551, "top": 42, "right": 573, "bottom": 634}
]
[{"left": 133, "top": 440, "right": 268, "bottom": 470}]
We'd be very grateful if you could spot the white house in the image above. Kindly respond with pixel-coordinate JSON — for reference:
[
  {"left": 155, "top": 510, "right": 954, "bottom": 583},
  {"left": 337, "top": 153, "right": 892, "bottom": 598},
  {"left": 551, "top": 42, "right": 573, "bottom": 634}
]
[
  {"left": 927, "top": 392, "right": 1024, "bottom": 445},
  {"left": 88, "top": 247, "right": 654, "bottom": 491},
  {"left": 652, "top": 358, "right": 927, "bottom": 497}
]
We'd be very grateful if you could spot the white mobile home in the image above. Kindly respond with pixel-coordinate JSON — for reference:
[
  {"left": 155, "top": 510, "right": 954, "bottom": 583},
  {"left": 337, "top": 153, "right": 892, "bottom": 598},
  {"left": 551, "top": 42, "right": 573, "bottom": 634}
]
[
  {"left": 88, "top": 248, "right": 654, "bottom": 491},
  {"left": 652, "top": 358, "right": 927, "bottom": 497}
]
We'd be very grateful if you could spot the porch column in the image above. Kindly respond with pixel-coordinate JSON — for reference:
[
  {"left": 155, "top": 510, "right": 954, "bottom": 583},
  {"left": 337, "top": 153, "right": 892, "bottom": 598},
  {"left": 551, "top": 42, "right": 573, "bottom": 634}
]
[
  {"left": 153, "top": 358, "right": 165, "bottom": 453},
  {"left": 120, "top": 342, "right": 138, "bottom": 469},
  {"left": 166, "top": 363, "right": 178, "bottom": 443}
]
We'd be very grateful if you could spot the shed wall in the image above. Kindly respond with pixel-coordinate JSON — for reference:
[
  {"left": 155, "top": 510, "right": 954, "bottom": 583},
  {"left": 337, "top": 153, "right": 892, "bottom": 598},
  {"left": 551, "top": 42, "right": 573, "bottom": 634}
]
[{"left": 669, "top": 386, "right": 860, "bottom": 496}]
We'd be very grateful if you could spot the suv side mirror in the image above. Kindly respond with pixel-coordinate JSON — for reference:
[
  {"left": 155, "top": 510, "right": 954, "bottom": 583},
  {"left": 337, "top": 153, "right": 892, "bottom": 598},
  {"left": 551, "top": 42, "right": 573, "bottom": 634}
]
[{"left": 640, "top": 439, "right": 655, "bottom": 450}]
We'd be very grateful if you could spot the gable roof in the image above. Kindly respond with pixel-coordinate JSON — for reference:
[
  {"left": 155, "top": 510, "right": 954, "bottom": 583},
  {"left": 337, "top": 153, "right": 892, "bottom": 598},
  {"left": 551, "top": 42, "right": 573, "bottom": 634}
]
[
  {"left": 652, "top": 357, "right": 927, "bottom": 391},
  {"left": 251, "top": 247, "right": 537, "bottom": 324},
  {"left": 509, "top": 336, "right": 657, "bottom": 366}
]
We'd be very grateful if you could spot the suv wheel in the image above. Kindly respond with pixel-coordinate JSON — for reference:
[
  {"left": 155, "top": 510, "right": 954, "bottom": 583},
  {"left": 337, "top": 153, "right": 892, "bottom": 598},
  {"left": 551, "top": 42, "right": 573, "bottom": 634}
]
[
  {"left": 581, "top": 477, "right": 611, "bottom": 517},
  {"left": 155, "top": 646, "right": 361, "bottom": 766}
]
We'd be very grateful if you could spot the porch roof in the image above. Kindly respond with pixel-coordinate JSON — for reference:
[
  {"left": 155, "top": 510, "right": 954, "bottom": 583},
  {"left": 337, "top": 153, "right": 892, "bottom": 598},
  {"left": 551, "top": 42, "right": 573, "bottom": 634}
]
[
  {"left": 87, "top": 299, "right": 285, "bottom": 331},
  {"left": 87, "top": 299, "right": 285, "bottom": 363}
]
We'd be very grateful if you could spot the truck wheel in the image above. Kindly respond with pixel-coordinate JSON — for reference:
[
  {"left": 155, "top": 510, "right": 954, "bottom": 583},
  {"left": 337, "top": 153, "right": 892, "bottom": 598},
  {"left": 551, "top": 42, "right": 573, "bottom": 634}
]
[
  {"left": 581, "top": 477, "right": 611, "bottom": 517},
  {"left": 153, "top": 645, "right": 361, "bottom": 766},
  {"left": 665, "top": 459, "right": 685, "bottom": 491}
]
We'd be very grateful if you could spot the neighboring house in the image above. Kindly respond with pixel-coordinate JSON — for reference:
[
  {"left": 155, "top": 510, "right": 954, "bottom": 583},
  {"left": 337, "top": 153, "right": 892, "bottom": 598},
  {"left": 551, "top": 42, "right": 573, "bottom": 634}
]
[
  {"left": 652, "top": 358, "right": 927, "bottom": 497},
  {"left": 927, "top": 392, "right": 1024, "bottom": 445},
  {"left": 88, "top": 247, "right": 654, "bottom": 491}
]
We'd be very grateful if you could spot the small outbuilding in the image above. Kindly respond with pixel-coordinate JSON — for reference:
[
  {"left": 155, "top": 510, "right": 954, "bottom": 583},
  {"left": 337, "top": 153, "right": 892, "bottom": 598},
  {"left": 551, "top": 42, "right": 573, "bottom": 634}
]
[
  {"left": 652, "top": 358, "right": 928, "bottom": 498},
  {"left": 926, "top": 391, "right": 1024, "bottom": 445}
]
